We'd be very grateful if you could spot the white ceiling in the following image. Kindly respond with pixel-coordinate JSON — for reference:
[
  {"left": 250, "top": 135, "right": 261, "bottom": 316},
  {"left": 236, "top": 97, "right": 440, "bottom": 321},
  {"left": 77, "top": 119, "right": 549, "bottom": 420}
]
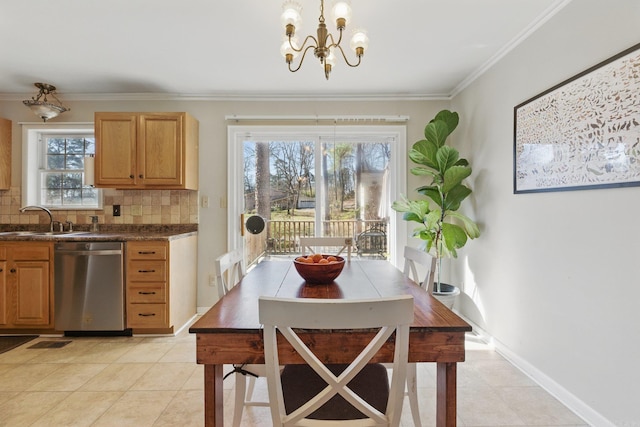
[{"left": 0, "top": 0, "right": 569, "bottom": 100}]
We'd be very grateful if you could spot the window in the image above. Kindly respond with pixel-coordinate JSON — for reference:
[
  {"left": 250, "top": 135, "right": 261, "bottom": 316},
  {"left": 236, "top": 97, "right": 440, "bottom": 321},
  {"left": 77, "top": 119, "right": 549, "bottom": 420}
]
[
  {"left": 22, "top": 123, "right": 102, "bottom": 210},
  {"left": 40, "top": 134, "right": 99, "bottom": 208}
]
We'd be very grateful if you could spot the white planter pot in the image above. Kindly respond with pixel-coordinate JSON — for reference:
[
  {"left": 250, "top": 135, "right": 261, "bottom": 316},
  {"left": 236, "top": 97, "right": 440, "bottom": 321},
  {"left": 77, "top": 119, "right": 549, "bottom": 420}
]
[{"left": 432, "top": 283, "right": 460, "bottom": 309}]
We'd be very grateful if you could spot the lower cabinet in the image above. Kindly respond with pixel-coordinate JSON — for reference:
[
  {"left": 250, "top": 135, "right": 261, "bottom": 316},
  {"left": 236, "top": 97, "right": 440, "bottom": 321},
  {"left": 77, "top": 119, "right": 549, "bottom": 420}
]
[
  {"left": 126, "top": 236, "right": 197, "bottom": 333},
  {"left": 0, "top": 243, "right": 54, "bottom": 329}
]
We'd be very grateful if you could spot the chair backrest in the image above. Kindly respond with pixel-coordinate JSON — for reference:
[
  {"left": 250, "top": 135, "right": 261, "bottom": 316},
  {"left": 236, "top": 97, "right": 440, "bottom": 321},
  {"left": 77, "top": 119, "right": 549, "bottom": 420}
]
[
  {"left": 299, "top": 237, "right": 353, "bottom": 262},
  {"left": 259, "top": 295, "right": 414, "bottom": 427},
  {"left": 403, "top": 246, "right": 436, "bottom": 293},
  {"left": 214, "top": 249, "right": 245, "bottom": 299},
  {"left": 355, "top": 227, "right": 387, "bottom": 258}
]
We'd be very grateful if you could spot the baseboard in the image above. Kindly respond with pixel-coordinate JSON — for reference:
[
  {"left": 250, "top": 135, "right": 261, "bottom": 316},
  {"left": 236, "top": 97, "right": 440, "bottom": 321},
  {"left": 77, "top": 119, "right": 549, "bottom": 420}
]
[
  {"left": 459, "top": 314, "right": 614, "bottom": 427},
  {"left": 197, "top": 306, "right": 211, "bottom": 315}
]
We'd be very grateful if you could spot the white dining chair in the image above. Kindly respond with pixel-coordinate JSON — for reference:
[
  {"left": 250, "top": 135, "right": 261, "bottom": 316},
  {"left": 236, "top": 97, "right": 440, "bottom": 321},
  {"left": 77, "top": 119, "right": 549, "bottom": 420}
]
[
  {"left": 403, "top": 245, "right": 436, "bottom": 293},
  {"left": 214, "top": 248, "right": 246, "bottom": 299},
  {"left": 400, "top": 245, "right": 438, "bottom": 427},
  {"left": 214, "top": 249, "right": 269, "bottom": 427},
  {"left": 299, "top": 236, "right": 353, "bottom": 262},
  {"left": 259, "top": 295, "right": 413, "bottom": 426}
]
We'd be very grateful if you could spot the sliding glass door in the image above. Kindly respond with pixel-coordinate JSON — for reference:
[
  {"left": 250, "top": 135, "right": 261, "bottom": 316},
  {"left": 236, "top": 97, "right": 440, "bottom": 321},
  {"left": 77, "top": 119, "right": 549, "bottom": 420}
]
[{"left": 228, "top": 125, "right": 406, "bottom": 267}]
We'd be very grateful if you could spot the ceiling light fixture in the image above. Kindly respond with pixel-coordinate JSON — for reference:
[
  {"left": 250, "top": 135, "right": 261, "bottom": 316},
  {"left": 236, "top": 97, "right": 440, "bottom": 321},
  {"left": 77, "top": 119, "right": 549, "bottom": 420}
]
[
  {"left": 280, "top": 0, "right": 369, "bottom": 80},
  {"left": 23, "top": 82, "right": 70, "bottom": 122}
]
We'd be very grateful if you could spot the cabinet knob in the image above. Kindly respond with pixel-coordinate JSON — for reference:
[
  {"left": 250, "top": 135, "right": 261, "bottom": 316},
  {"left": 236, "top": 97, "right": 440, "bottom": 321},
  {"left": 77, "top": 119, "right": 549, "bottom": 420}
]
[
  {"left": 0, "top": 268, "right": 3, "bottom": 272},
  {"left": 10, "top": 268, "right": 16, "bottom": 273},
  {"left": 129, "top": 174, "right": 134, "bottom": 179},
  {"left": 139, "top": 174, "right": 144, "bottom": 178}
]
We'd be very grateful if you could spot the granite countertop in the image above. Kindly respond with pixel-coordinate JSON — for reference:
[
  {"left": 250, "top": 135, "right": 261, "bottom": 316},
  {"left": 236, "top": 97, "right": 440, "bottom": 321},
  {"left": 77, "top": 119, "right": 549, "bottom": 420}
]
[{"left": 0, "top": 225, "right": 198, "bottom": 242}]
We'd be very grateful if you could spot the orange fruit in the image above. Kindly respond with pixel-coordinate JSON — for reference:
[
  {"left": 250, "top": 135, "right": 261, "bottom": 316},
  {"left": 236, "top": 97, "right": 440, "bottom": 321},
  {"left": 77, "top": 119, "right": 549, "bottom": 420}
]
[
  {"left": 311, "top": 254, "right": 323, "bottom": 263},
  {"left": 327, "top": 256, "right": 337, "bottom": 262},
  {"left": 318, "top": 258, "right": 329, "bottom": 264},
  {"left": 295, "top": 257, "right": 306, "bottom": 262}
]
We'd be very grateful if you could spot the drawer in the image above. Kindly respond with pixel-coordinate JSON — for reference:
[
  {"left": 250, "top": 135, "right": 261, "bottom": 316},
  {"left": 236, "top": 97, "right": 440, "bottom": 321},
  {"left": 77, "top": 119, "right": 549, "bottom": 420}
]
[
  {"left": 10, "top": 245, "right": 50, "bottom": 261},
  {"left": 127, "top": 260, "right": 166, "bottom": 281},
  {"left": 128, "top": 283, "right": 167, "bottom": 303},
  {"left": 127, "top": 243, "right": 167, "bottom": 260},
  {"left": 127, "top": 303, "right": 168, "bottom": 328},
  {"left": 0, "top": 247, "right": 6, "bottom": 260}
]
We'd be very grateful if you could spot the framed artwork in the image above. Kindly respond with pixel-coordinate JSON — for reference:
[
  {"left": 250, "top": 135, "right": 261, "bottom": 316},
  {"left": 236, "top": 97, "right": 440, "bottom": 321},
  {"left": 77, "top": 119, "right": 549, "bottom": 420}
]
[{"left": 514, "top": 42, "right": 640, "bottom": 194}]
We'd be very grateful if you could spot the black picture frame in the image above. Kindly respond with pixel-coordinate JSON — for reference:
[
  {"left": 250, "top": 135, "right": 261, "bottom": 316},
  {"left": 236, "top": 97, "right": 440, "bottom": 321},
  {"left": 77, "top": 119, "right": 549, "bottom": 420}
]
[{"left": 514, "top": 42, "right": 640, "bottom": 194}]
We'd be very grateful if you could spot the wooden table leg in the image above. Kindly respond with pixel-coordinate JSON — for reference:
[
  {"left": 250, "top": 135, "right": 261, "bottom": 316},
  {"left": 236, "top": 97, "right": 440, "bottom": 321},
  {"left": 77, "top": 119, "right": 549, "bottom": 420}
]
[
  {"left": 204, "top": 364, "right": 224, "bottom": 427},
  {"left": 436, "top": 362, "right": 457, "bottom": 427}
]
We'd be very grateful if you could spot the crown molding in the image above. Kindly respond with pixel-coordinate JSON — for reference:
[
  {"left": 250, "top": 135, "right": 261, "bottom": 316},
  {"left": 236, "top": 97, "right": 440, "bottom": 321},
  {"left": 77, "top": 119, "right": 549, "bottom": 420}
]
[
  {"left": 0, "top": 91, "right": 450, "bottom": 102},
  {"left": 451, "top": 0, "right": 573, "bottom": 97}
]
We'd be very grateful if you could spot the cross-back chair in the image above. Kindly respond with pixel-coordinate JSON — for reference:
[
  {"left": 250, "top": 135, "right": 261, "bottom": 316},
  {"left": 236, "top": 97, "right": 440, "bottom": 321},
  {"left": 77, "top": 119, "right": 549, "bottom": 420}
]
[
  {"left": 299, "top": 236, "right": 353, "bottom": 262},
  {"left": 395, "top": 245, "right": 439, "bottom": 426},
  {"left": 259, "top": 295, "right": 414, "bottom": 426},
  {"left": 214, "top": 249, "right": 268, "bottom": 427},
  {"left": 403, "top": 245, "right": 436, "bottom": 293}
]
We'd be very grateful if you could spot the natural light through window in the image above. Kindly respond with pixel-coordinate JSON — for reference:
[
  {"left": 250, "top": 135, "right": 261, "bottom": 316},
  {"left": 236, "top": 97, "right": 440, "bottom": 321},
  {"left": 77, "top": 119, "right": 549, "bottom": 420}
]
[{"left": 22, "top": 123, "right": 102, "bottom": 210}]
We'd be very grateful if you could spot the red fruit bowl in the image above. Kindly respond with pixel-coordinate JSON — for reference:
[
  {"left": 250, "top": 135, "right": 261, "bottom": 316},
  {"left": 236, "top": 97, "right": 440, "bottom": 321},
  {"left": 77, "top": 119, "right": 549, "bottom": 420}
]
[{"left": 293, "top": 255, "right": 346, "bottom": 285}]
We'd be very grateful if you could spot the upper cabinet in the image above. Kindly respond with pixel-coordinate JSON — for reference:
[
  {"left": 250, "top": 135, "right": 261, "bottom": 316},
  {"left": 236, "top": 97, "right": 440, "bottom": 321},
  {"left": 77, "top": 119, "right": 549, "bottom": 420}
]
[
  {"left": 94, "top": 112, "right": 199, "bottom": 189},
  {"left": 0, "top": 118, "right": 11, "bottom": 190}
]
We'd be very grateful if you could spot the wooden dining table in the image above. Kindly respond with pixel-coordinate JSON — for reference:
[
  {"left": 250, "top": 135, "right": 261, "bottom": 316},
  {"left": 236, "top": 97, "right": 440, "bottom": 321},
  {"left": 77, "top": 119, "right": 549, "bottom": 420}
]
[{"left": 190, "top": 259, "right": 472, "bottom": 427}]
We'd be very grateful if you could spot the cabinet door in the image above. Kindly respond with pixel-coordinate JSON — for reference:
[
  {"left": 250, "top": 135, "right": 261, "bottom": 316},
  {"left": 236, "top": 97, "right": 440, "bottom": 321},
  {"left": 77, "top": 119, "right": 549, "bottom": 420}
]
[
  {"left": 0, "top": 118, "right": 11, "bottom": 190},
  {"left": 12, "top": 261, "right": 51, "bottom": 326},
  {"left": 95, "top": 113, "right": 138, "bottom": 187},
  {"left": 139, "top": 113, "right": 184, "bottom": 187},
  {"left": 0, "top": 261, "right": 7, "bottom": 325}
]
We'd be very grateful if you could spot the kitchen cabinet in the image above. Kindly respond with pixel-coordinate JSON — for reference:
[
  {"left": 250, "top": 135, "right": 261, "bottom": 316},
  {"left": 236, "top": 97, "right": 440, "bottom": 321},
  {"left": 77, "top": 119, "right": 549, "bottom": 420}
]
[
  {"left": 0, "top": 243, "right": 54, "bottom": 329},
  {"left": 0, "top": 118, "right": 11, "bottom": 190},
  {"left": 126, "top": 235, "right": 197, "bottom": 333},
  {"left": 94, "top": 112, "right": 199, "bottom": 189}
]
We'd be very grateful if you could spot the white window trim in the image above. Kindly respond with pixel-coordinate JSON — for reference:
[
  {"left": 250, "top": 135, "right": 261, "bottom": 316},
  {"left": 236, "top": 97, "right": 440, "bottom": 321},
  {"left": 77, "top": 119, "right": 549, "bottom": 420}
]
[
  {"left": 227, "top": 124, "right": 408, "bottom": 268},
  {"left": 21, "top": 122, "right": 103, "bottom": 210}
]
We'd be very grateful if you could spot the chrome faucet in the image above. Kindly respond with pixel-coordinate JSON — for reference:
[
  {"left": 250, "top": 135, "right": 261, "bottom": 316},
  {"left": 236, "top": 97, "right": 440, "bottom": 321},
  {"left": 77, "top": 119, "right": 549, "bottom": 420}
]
[{"left": 19, "top": 205, "right": 54, "bottom": 232}]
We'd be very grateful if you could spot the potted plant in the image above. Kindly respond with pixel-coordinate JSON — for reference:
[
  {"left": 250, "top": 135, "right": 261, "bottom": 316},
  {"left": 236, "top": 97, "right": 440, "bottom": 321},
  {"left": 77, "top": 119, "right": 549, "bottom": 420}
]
[{"left": 392, "top": 109, "right": 480, "bottom": 307}]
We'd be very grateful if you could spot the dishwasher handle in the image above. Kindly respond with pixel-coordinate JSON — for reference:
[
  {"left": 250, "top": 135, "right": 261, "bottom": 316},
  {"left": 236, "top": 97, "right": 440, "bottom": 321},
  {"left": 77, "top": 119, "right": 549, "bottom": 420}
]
[{"left": 55, "top": 249, "right": 122, "bottom": 256}]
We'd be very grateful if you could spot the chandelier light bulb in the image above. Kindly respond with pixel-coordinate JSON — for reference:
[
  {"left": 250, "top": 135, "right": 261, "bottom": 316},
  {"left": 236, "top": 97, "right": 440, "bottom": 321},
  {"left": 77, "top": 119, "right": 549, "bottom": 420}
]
[
  {"left": 331, "top": 1, "right": 352, "bottom": 29},
  {"left": 280, "top": 37, "right": 300, "bottom": 63},
  {"left": 350, "top": 28, "right": 369, "bottom": 55},
  {"left": 281, "top": 0, "right": 302, "bottom": 35}
]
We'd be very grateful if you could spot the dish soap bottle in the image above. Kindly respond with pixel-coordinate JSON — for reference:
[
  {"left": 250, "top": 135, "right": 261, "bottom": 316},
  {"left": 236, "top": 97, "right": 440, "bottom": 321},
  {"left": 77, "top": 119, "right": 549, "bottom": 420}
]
[{"left": 90, "top": 215, "right": 99, "bottom": 232}]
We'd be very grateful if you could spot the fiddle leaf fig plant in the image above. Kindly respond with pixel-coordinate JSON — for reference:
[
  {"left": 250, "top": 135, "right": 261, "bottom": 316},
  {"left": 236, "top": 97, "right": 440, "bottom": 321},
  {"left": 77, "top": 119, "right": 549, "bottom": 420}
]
[{"left": 392, "top": 109, "right": 480, "bottom": 291}]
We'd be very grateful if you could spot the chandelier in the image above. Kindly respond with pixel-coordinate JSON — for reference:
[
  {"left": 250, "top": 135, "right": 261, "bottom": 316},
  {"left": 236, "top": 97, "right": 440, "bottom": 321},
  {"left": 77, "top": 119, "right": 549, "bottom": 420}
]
[
  {"left": 280, "top": 0, "right": 369, "bottom": 80},
  {"left": 23, "top": 83, "right": 70, "bottom": 122}
]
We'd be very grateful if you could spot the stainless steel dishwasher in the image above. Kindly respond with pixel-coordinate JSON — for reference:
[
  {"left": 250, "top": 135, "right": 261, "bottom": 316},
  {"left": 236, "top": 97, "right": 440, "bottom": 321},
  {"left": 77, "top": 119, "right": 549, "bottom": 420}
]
[{"left": 54, "top": 241, "right": 130, "bottom": 335}]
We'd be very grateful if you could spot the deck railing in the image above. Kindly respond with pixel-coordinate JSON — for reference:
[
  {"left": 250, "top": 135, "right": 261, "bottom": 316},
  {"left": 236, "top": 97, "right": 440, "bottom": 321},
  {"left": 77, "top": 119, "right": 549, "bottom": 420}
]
[
  {"left": 264, "top": 219, "right": 387, "bottom": 255},
  {"left": 244, "top": 219, "right": 388, "bottom": 266}
]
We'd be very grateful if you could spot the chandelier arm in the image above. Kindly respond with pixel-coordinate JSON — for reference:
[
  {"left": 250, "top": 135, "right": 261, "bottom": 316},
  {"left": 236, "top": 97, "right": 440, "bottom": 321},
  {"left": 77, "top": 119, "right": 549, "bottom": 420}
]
[
  {"left": 288, "top": 45, "right": 318, "bottom": 73},
  {"left": 334, "top": 44, "right": 363, "bottom": 68},
  {"left": 290, "top": 34, "right": 319, "bottom": 53},
  {"left": 325, "top": 29, "right": 344, "bottom": 49}
]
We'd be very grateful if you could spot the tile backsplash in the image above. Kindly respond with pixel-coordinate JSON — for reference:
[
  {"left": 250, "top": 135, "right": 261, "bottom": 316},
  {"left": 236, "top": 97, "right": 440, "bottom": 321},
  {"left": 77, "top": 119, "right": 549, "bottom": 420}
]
[{"left": 0, "top": 187, "right": 198, "bottom": 226}]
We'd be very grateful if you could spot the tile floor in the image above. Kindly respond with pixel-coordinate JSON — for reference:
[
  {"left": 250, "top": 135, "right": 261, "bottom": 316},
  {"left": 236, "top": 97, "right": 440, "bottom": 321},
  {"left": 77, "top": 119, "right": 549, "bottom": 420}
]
[{"left": 0, "top": 327, "right": 588, "bottom": 427}]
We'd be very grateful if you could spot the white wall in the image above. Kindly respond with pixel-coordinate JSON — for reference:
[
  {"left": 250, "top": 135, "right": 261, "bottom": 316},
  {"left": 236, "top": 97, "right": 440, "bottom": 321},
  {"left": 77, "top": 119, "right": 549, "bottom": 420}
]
[{"left": 451, "top": 0, "right": 640, "bottom": 424}]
